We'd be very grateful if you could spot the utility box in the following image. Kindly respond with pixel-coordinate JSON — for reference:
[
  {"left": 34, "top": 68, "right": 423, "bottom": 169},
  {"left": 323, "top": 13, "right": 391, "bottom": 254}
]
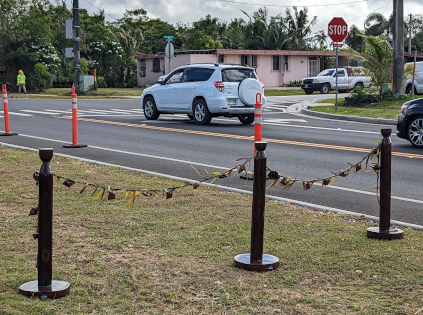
[
  {"left": 382, "top": 83, "right": 392, "bottom": 94},
  {"left": 79, "top": 75, "right": 94, "bottom": 92}
]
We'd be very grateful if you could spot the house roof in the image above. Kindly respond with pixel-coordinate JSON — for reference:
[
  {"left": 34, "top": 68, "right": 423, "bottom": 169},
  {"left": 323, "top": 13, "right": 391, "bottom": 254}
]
[{"left": 134, "top": 49, "right": 338, "bottom": 60}]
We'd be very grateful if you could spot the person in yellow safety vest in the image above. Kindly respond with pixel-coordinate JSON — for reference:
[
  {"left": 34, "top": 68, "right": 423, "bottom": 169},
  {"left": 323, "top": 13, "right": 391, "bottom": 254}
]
[{"left": 17, "top": 70, "right": 27, "bottom": 93}]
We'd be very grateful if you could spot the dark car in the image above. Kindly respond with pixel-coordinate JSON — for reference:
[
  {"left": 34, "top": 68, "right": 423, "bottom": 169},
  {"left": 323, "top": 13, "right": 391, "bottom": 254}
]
[{"left": 397, "top": 97, "right": 423, "bottom": 148}]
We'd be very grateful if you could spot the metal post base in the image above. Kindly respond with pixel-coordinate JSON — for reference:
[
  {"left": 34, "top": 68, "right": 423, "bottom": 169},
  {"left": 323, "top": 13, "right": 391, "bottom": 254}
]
[
  {"left": 234, "top": 253, "right": 279, "bottom": 272},
  {"left": 0, "top": 132, "right": 18, "bottom": 136},
  {"left": 19, "top": 280, "right": 70, "bottom": 299},
  {"left": 367, "top": 227, "right": 404, "bottom": 240},
  {"left": 63, "top": 144, "right": 87, "bottom": 148}
]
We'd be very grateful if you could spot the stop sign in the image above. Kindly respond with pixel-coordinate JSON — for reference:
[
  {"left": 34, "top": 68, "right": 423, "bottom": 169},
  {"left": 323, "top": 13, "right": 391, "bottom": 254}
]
[{"left": 328, "top": 17, "right": 348, "bottom": 42}]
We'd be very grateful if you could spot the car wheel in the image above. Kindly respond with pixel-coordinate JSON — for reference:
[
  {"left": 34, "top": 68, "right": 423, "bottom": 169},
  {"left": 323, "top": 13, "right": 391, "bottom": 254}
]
[
  {"left": 304, "top": 90, "right": 313, "bottom": 95},
  {"left": 406, "top": 85, "right": 417, "bottom": 95},
  {"left": 408, "top": 115, "right": 423, "bottom": 148},
  {"left": 193, "top": 99, "right": 212, "bottom": 125},
  {"left": 320, "top": 84, "right": 330, "bottom": 94},
  {"left": 238, "top": 114, "right": 254, "bottom": 124},
  {"left": 354, "top": 82, "right": 364, "bottom": 91},
  {"left": 143, "top": 96, "right": 160, "bottom": 120}
]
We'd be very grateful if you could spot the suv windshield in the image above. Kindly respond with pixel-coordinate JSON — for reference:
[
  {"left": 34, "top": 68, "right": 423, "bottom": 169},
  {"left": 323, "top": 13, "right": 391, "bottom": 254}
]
[
  {"left": 317, "top": 69, "right": 335, "bottom": 77},
  {"left": 221, "top": 68, "right": 257, "bottom": 82}
]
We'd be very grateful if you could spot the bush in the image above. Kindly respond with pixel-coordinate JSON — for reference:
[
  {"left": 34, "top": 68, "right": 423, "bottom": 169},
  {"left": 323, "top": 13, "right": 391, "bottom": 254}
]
[
  {"left": 344, "top": 88, "right": 380, "bottom": 107},
  {"left": 97, "top": 76, "right": 107, "bottom": 88},
  {"left": 28, "top": 63, "right": 52, "bottom": 92}
]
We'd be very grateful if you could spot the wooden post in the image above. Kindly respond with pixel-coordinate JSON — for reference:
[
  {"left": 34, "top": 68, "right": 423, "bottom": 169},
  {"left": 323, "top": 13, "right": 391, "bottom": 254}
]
[
  {"left": 19, "top": 149, "right": 70, "bottom": 298},
  {"left": 367, "top": 129, "right": 404, "bottom": 239},
  {"left": 234, "top": 142, "right": 280, "bottom": 271}
]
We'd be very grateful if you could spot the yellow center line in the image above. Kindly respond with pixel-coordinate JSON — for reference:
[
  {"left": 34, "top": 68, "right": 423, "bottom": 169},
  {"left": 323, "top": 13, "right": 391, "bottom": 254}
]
[{"left": 58, "top": 116, "right": 423, "bottom": 159}]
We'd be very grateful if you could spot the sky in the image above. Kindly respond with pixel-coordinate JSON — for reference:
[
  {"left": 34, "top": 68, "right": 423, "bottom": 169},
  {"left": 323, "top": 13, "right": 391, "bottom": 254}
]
[{"left": 66, "top": 0, "right": 421, "bottom": 37}]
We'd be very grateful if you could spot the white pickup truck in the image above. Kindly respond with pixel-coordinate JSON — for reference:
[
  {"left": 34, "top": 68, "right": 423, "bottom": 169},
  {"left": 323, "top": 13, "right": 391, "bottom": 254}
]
[{"left": 301, "top": 68, "right": 371, "bottom": 94}]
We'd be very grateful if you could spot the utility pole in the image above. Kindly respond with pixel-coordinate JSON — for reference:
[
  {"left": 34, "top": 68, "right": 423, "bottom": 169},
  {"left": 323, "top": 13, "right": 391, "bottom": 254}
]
[
  {"left": 408, "top": 14, "right": 412, "bottom": 54},
  {"left": 393, "top": 0, "right": 404, "bottom": 99},
  {"left": 73, "top": 0, "right": 80, "bottom": 92}
]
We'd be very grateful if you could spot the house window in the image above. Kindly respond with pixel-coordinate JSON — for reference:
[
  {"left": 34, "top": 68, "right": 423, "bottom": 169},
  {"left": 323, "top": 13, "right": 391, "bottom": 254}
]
[
  {"left": 284, "top": 56, "right": 289, "bottom": 71},
  {"left": 241, "top": 55, "right": 248, "bottom": 66},
  {"left": 272, "top": 56, "right": 280, "bottom": 71},
  {"left": 252, "top": 55, "right": 258, "bottom": 67},
  {"left": 152, "top": 58, "right": 161, "bottom": 73},
  {"left": 218, "top": 54, "right": 224, "bottom": 63}
]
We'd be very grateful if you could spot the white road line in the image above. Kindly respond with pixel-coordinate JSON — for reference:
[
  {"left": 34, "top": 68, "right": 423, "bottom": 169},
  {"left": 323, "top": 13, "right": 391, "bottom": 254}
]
[
  {"left": 7, "top": 112, "right": 33, "bottom": 116},
  {"left": 264, "top": 118, "right": 307, "bottom": 123},
  {"left": 109, "top": 109, "right": 142, "bottom": 114},
  {"left": 43, "top": 109, "right": 72, "bottom": 114},
  {"left": 78, "top": 109, "right": 113, "bottom": 114},
  {"left": 21, "top": 109, "right": 62, "bottom": 115},
  {"left": 4, "top": 132, "right": 422, "bottom": 205},
  {"left": 111, "top": 108, "right": 144, "bottom": 112}
]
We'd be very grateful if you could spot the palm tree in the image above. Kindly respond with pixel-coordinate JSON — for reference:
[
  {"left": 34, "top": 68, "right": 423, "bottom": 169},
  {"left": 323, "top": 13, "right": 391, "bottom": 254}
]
[
  {"left": 364, "top": 13, "right": 391, "bottom": 37},
  {"left": 284, "top": 6, "right": 316, "bottom": 50},
  {"left": 343, "top": 34, "right": 392, "bottom": 96},
  {"left": 314, "top": 30, "right": 327, "bottom": 50}
]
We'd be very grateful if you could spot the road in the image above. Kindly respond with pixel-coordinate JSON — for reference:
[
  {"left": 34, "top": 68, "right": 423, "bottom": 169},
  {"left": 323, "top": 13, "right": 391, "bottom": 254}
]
[{"left": 1, "top": 96, "right": 422, "bottom": 226}]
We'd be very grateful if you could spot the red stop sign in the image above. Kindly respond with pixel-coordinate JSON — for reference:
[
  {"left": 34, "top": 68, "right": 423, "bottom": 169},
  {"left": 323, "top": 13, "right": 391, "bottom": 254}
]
[{"left": 328, "top": 17, "right": 348, "bottom": 42}]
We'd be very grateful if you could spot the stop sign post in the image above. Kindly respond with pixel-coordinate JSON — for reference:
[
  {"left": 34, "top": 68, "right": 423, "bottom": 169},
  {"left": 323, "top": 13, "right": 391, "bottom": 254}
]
[{"left": 328, "top": 17, "right": 348, "bottom": 113}]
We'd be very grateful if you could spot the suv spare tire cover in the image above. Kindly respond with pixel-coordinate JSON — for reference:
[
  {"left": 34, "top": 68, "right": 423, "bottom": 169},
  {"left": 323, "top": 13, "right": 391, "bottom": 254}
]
[{"left": 239, "top": 78, "right": 262, "bottom": 106}]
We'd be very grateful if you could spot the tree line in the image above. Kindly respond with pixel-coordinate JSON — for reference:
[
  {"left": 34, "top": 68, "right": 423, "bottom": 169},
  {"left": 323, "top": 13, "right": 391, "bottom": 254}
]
[{"left": 0, "top": 1, "right": 422, "bottom": 91}]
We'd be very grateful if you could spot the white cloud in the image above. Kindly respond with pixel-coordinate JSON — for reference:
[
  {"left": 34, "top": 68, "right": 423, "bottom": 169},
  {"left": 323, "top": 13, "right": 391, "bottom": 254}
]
[{"left": 67, "top": 0, "right": 421, "bottom": 38}]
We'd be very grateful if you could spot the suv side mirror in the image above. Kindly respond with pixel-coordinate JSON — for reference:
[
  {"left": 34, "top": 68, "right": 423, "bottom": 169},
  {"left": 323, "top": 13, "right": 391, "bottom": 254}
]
[{"left": 157, "top": 76, "right": 166, "bottom": 84}]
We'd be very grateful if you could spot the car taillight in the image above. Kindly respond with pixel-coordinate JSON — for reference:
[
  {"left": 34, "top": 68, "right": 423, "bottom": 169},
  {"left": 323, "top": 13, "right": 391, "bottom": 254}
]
[
  {"left": 214, "top": 81, "right": 224, "bottom": 92},
  {"left": 259, "top": 81, "right": 264, "bottom": 91}
]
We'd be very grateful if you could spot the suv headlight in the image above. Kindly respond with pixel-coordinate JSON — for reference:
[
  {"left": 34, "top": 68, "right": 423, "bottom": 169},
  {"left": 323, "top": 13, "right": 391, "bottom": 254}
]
[{"left": 312, "top": 79, "right": 319, "bottom": 83}]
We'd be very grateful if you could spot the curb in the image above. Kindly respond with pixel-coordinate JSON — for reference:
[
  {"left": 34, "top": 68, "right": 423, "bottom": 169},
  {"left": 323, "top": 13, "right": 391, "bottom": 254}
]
[
  {"left": 287, "top": 103, "right": 397, "bottom": 125},
  {"left": 1, "top": 141, "right": 422, "bottom": 231}
]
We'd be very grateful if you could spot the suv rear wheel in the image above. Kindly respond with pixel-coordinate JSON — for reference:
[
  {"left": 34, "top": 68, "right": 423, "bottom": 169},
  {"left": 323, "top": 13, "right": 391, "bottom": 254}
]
[
  {"left": 238, "top": 114, "right": 254, "bottom": 124},
  {"left": 143, "top": 96, "right": 160, "bottom": 120},
  {"left": 193, "top": 99, "right": 212, "bottom": 125}
]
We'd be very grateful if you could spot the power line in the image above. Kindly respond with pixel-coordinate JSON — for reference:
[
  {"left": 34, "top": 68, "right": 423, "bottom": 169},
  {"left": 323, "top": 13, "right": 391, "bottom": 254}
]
[
  {"left": 79, "top": 0, "right": 119, "bottom": 21},
  {"left": 215, "top": 0, "right": 370, "bottom": 8},
  {"left": 347, "top": 2, "right": 392, "bottom": 23}
]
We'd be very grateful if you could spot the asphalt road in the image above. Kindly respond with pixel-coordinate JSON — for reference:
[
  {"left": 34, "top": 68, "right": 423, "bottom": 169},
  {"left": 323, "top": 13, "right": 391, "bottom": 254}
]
[{"left": 1, "top": 96, "right": 422, "bottom": 226}]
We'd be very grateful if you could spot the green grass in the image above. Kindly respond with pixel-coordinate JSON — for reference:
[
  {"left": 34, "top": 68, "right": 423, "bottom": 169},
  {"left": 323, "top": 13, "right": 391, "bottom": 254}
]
[
  {"left": 1, "top": 145, "right": 423, "bottom": 314},
  {"left": 312, "top": 95, "right": 422, "bottom": 119},
  {"left": 264, "top": 89, "right": 304, "bottom": 96}
]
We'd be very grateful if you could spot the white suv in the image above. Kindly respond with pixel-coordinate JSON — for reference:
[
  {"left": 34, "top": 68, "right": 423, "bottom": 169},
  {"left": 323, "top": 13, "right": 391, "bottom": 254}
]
[{"left": 140, "top": 64, "right": 266, "bottom": 125}]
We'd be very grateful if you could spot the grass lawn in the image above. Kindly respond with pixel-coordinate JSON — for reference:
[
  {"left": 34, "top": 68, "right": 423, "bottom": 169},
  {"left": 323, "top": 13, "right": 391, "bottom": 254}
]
[
  {"left": 312, "top": 95, "right": 423, "bottom": 120},
  {"left": 1, "top": 145, "right": 423, "bottom": 314}
]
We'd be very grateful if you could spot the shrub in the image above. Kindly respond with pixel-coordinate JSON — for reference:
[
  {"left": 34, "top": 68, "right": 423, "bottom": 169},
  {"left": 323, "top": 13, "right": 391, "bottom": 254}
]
[
  {"left": 29, "top": 63, "right": 52, "bottom": 92},
  {"left": 344, "top": 88, "right": 380, "bottom": 107},
  {"left": 97, "top": 76, "right": 107, "bottom": 88}
]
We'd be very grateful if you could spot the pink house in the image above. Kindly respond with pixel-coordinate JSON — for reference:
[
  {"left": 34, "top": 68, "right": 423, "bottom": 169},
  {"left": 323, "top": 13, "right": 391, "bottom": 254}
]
[{"left": 135, "top": 49, "right": 349, "bottom": 88}]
